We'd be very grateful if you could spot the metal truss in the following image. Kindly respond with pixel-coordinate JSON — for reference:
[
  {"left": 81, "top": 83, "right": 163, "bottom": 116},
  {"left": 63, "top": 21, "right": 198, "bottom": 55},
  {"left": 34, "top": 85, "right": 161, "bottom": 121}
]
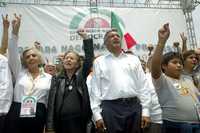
[
  {"left": 1, "top": 0, "right": 200, "bottom": 48},
  {"left": 184, "top": 10, "right": 198, "bottom": 48},
  {"left": 181, "top": 0, "right": 200, "bottom": 48},
  {"left": 0, "top": 0, "right": 182, "bottom": 9},
  {"left": 0, "top": 0, "right": 198, "bottom": 9},
  {"left": 1, "top": 0, "right": 199, "bottom": 10}
]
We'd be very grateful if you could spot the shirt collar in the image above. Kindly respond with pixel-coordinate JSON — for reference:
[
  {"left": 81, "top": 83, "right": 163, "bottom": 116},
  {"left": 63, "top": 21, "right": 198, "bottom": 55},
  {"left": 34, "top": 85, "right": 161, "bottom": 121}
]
[
  {"left": 59, "top": 69, "right": 79, "bottom": 79},
  {"left": 106, "top": 51, "right": 126, "bottom": 58},
  {"left": 25, "top": 69, "right": 46, "bottom": 80},
  {"left": 182, "top": 70, "right": 194, "bottom": 77}
]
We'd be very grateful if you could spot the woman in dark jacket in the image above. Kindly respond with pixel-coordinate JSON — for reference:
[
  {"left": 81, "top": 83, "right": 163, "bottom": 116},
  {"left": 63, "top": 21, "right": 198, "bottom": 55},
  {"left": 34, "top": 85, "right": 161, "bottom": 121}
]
[{"left": 46, "top": 30, "right": 94, "bottom": 133}]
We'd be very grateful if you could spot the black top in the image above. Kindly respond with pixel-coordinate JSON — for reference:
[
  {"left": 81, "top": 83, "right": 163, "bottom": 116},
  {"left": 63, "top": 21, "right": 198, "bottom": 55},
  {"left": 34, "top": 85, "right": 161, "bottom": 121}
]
[
  {"left": 60, "top": 75, "right": 81, "bottom": 119},
  {"left": 46, "top": 38, "right": 94, "bottom": 132}
]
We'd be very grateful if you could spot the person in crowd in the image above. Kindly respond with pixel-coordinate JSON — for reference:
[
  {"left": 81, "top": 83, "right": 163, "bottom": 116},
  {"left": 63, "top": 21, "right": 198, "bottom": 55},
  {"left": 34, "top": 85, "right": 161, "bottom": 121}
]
[
  {"left": 192, "top": 48, "right": 200, "bottom": 90},
  {"left": 57, "top": 53, "right": 65, "bottom": 62},
  {"left": 89, "top": 28, "right": 151, "bottom": 133},
  {"left": 54, "top": 53, "right": 64, "bottom": 73},
  {"left": 151, "top": 23, "right": 200, "bottom": 133},
  {"left": 34, "top": 41, "right": 42, "bottom": 51},
  {"left": 143, "top": 56, "right": 162, "bottom": 133},
  {"left": 181, "top": 50, "right": 198, "bottom": 84},
  {"left": 44, "top": 61, "right": 57, "bottom": 76},
  {"left": 195, "top": 48, "right": 200, "bottom": 62},
  {"left": 147, "top": 44, "right": 154, "bottom": 56},
  {"left": 140, "top": 58, "right": 147, "bottom": 72},
  {"left": 5, "top": 14, "right": 52, "bottom": 133},
  {"left": 46, "top": 29, "right": 94, "bottom": 133},
  {"left": 174, "top": 33, "right": 200, "bottom": 90},
  {"left": 0, "top": 14, "right": 13, "bottom": 133}
]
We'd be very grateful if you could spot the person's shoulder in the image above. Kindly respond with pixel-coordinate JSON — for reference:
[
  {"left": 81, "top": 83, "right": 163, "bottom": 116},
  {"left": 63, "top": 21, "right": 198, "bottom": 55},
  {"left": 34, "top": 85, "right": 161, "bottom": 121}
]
[
  {"left": 124, "top": 53, "right": 141, "bottom": 63},
  {"left": 50, "top": 74, "right": 62, "bottom": 84},
  {"left": 54, "top": 72, "right": 66, "bottom": 80},
  {"left": 125, "top": 53, "right": 139, "bottom": 59},
  {"left": 194, "top": 64, "right": 200, "bottom": 72},
  {"left": 152, "top": 73, "right": 169, "bottom": 90},
  {"left": 152, "top": 73, "right": 166, "bottom": 83}
]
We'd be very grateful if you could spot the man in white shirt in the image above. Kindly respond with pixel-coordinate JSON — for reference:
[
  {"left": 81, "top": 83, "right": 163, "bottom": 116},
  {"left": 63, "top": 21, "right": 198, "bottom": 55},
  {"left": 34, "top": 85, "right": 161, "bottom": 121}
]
[
  {"left": 0, "top": 54, "right": 13, "bottom": 132},
  {"left": 90, "top": 28, "right": 151, "bottom": 133},
  {"left": 0, "top": 15, "right": 13, "bottom": 132}
]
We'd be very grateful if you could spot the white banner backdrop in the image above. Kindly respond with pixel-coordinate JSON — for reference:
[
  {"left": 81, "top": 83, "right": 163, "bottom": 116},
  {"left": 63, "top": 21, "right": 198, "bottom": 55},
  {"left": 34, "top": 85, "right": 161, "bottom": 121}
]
[{"left": 0, "top": 5, "right": 187, "bottom": 62}]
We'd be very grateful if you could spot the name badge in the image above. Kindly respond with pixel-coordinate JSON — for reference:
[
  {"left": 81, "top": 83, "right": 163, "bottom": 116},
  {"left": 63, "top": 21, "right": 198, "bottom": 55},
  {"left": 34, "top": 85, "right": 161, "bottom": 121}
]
[
  {"left": 195, "top": 103, "right": 200, "bottom": 121},
  {"left": 20, "top": 96, "right": 37, "bottom": 117}
]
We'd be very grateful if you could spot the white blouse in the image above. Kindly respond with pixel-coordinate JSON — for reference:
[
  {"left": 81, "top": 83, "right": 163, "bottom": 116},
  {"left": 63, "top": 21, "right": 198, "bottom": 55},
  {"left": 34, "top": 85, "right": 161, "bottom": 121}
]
[{"left": 8, "top": 34, "right": 52, "bottom": 105}]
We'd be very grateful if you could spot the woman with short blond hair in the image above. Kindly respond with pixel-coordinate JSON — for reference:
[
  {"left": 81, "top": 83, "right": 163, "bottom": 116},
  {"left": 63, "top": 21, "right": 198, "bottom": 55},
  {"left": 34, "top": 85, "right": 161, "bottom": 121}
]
[{"left": 5, "top": 14, "right": 52, "bottom": 133}]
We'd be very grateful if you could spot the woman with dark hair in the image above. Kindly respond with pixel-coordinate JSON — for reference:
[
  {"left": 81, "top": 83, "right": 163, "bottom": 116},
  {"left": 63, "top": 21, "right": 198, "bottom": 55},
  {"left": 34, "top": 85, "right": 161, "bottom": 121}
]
[
  {"left": 5, "top": 14, "right": 52, "bottom": 133},
  {"left": 46, "top": 29, "right": 94, "bottom": 133},
  {"left": 181, "top": 50, "right": 199, "bottom": 90},
  {"left": 182, "top": 50, "right": 198, "bottom": 76}
]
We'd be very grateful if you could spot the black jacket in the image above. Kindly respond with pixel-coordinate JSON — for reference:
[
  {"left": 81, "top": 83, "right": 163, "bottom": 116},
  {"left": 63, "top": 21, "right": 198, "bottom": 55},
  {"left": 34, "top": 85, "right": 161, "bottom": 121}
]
[{"left": 46, "top": 39, "right": 94, "bottom": 132}]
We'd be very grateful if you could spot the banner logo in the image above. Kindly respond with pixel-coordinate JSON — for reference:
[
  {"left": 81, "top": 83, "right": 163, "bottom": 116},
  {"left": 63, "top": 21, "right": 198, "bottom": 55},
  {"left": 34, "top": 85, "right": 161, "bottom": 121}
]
[{"left": 68, "top": 8, "right": 125, "bottom": 54}]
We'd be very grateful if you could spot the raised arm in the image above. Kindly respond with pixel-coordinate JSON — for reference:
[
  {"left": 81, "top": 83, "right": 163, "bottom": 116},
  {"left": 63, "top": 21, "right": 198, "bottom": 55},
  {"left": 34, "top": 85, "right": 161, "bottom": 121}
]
[
  {"left": 8, "top": 14, "right": 22, "bottom": 80},
  {"left": 180, "top": 32, "right": 187, "bottom": 53},
  {"left": 151, "top": 23, "right": 170, "bottom": 79},
  {"left": 0, "top": 15, "right": 9, "bottom": 55},
  {"left": 77, "top": 29, "right": 94, "bottom": 79}
]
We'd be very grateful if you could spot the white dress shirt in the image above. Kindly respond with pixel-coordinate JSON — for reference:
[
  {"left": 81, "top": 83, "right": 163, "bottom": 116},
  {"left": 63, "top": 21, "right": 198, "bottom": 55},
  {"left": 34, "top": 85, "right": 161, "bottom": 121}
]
[
  {"left": 8, "top": 34, "right": 52, "bottom": 106},
  {"left": 0, "top": 54, "right": 13, "bottom": 115},
  {"left": 90, "top": 53, "right": 151, "bottom": 121}
]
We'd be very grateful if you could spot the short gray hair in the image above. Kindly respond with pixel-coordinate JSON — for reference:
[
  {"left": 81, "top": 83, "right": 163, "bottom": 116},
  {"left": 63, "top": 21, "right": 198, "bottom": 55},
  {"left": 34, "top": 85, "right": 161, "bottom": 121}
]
[{"left": 21, "top": 47, "right": 44, "bottom": 68}]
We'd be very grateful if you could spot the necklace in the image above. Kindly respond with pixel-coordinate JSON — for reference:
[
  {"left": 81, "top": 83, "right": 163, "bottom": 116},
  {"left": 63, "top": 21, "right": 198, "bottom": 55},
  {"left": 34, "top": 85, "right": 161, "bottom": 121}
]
[
  {"left": 66, "top": 77, "right": 74, "bottom": 91},
  {"left": 68, "top": 85, "right": 73, "bottom": 91}
]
